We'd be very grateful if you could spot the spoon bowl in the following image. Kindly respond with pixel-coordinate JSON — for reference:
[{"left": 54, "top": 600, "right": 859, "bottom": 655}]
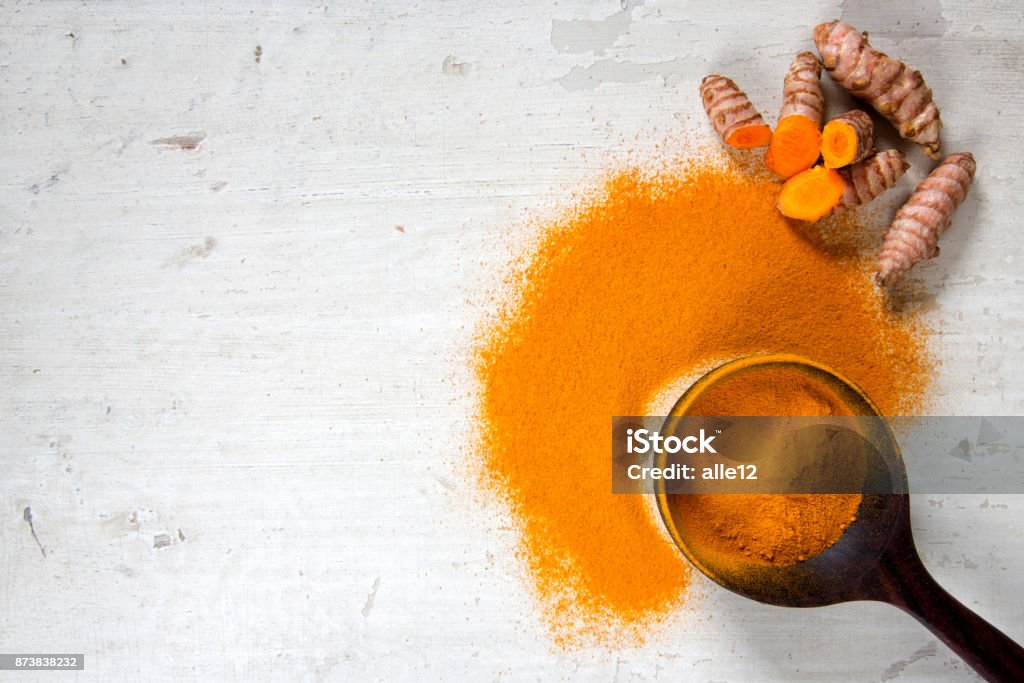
[{"left": 654, "top": 354, "right": 1024, "bottom": 681}]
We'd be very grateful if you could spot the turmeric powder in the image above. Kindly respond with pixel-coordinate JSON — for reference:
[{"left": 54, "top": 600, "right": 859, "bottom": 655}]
[
  {"left": 474, "top": 151, "right": 930, "bottom": 646},
  {"left": 667, "top": 364, "right": 863, "bottom": 568}
]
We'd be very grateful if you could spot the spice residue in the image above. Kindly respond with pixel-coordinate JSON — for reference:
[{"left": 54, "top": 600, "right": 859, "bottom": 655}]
[{"left": 473, "top": 152, "right": 929, "bottom": 647}]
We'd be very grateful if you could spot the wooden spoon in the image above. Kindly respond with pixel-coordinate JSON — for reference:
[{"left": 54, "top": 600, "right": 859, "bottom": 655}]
[{"left": 655, "top": 354, "right": 1024, "bottom": 682}]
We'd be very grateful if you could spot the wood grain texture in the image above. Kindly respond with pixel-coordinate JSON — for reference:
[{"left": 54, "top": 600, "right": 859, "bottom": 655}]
[{"left": 1, "top": 1, "right": 1023, "bottom": 680}]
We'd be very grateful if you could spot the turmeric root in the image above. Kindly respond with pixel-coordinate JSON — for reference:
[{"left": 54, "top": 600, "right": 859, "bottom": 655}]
[
  {"left": 833, "top": 149, "right": 908, "bottom": 213},
  {"left": 766, "top": 52, "right": 824, "bottom": 178},
  {"left": 777, "top": 166, "right": 846, "bottom": 221},
  {"left": 822, "top": 110, "right": 874, "bottom": 168},
  {"left": 700, "top": 75, "right": 773, "bottom": 149},
  {"left": 814, "top": 20, "right": 942, "bottom": 159},
  {"left": 876, "top": 152, "right": 976, "bottom": 286},
  {"left": 778, "top": 52, "right": 825, "bottom": 124}
]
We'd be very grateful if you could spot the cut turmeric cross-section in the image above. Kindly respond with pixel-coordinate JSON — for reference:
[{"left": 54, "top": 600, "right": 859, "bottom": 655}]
[
  {"left": 766, "top": 115, "right": 822, "bottom": 178},
  {"left": 777, "top": 165, "right": 846, "bottom": 221},
  {"left": 822, "top": 110, "right": 875, "bottom": 168}
]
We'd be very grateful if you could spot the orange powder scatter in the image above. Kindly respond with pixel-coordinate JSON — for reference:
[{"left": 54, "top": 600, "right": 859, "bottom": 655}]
[{"left": 473, "top": 154, "right": 929, "bottom": 646}]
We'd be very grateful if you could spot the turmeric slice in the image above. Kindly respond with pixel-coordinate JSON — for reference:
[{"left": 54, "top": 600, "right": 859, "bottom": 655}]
[
  {"left": 833, "top": 149, "right": 909, "bottom": 214},
  {"left": 765, "top": 52, "right": 824, "bottom": 178},
  {"left": 777, "top": 165, "right": 845, "bottom": 221},
  {"left": 766, "top": 114, "right": 822, "bottom": 179},
  {"left": 876, "top": 152, "right": 976, "bottom": 286},
  {"left": 822, "top": 110, "right": 875, "bottom": 168},
  {"left": 700, "top": 75, "right": 772, "bottom": 149},
  {"left": 814, "top": 20, "right": 942, "bottom": 159}
]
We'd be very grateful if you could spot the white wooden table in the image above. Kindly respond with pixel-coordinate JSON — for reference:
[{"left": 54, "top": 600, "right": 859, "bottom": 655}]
[{"left": 2, "top": 1, "right": 1022, "bottom": 680}]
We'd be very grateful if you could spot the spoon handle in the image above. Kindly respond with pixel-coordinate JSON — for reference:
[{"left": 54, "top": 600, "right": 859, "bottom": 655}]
[{"left": 877, "top": 550, "right": 1024, "bottom": 682}]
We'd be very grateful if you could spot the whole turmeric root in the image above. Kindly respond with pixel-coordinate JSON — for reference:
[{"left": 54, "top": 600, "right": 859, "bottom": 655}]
[
  {"left": 876, "top": 152, "right": 976, "bottom": 286},
  {"left": 833, "top": 149, "right": 908, "bottom": 213},
  {"left": 814, "top": 20, "right": 942, "bottom": 159},
  {"left": 766, "top": 52, "right": 825, "bottom": 178},
  {"left": 822, "top": 110, "right": 874, "bottom": 169},
  {"left": 700, "top": 75, "right": 773, "bottom": 149}
]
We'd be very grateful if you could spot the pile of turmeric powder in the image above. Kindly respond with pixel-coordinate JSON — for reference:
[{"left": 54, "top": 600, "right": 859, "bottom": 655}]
[{"left": 473, "top": 152, "right": 929, "bottom": 646}]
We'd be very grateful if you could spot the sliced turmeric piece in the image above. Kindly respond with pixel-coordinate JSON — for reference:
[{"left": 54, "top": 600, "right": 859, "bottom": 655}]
[
  {"left": 700, "top": 75, "right": 773, "bottom": 149},
  {"left": 822, "top": 110, "right": 874, "bottom": 168},
  {"left": 766, "top": 115, "right": 822, "bottom": 178},
  {"left": 777, "top": 165, "right": 846, "bottom": 221},
  {"left": 765, "top": 52, "right": 824, "bottom": 178}
]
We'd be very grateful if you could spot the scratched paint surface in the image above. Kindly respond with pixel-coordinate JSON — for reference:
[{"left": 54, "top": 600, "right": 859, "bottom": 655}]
[{"left": 1, "top": 1, "right": 1023, "bottom": 680}]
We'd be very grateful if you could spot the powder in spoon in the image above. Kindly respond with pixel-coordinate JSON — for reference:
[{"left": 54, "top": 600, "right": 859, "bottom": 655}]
[
  {"left": 473, "top": 153, "right": 929, "bottom": 646},
  {"left": 667, "top": 364, "right": 863, "bottom": 568}
]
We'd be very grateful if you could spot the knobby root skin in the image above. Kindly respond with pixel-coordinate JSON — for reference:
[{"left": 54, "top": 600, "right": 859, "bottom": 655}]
[
  {"left": 822, "top": 110, "right": 875, "bottom": 168},
  {"left": 782, "top": 50, "right": 823, "bottom": 124},
  {"left": 833, "top": 149, "right": 908, "bottom": 214},
  {"left": 700, "top": 75, "right": 772, "bottom": 149},
  {"left": 779, "top": 51, "right": 825, "bottom": 124},
  {"left": 814, "top": 20, "right": 942, "bottom": 159},
  {"left": 877, "top": 152, "right": 976, "bottom": 287},
  {"left": 777, "top": 165, "right": 846, "bottom": 221}
]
